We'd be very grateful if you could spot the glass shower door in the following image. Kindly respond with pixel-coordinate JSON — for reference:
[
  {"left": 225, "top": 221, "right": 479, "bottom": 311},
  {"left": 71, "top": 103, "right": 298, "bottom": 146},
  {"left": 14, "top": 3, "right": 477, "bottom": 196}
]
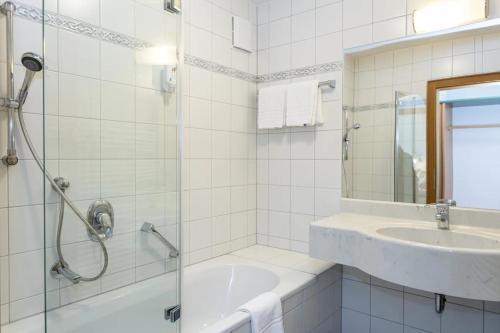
[
  {"left": 41, "top": 1, "right": 182, "bottom": 332},
  {"left": 394, "top": 92, "right": 426, "bottom": 204}
]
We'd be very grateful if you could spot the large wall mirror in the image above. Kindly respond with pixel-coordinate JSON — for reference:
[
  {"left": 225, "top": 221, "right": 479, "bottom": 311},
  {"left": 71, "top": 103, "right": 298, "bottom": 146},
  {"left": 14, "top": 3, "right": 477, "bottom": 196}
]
[{"left": 342, "top": 43, "right": 500, "bottom": 211}]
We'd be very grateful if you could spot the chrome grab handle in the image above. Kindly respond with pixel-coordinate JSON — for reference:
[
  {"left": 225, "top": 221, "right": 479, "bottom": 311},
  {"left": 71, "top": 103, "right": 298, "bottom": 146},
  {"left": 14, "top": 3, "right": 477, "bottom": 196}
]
[{"left": 141, "top": 222, "right": 179, "bottom": 258}]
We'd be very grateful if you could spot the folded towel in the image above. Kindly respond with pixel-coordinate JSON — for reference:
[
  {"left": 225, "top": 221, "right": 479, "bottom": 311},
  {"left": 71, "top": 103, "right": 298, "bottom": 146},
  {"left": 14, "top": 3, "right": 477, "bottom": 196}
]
[
  {"left": 315, "top": 86, "right": 324, "bottom": 125},
  {"left": 258, "top": 85, "right": 286, "bottom": 129},
  {"left": 285, "top": 80, "right": 321, "bottom": 127},
  {"left": 238, "top": 292, "right": 284, "bottom": 333}
]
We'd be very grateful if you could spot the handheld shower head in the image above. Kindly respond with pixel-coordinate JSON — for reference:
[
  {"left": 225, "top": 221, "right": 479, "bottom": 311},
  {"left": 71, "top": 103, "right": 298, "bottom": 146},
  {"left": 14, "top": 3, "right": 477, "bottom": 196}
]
[
  {"left": 22, "top": 52, "right": 43, "bottom": 72},
  {"left": 343, "top": 123, "right": 361, "bottom": 161},
  {"left": 343, "top": 123, "right": 361, "bottom": 141},
  {"left": 17, "top": 52, "right": 44, "bottom": 106}
]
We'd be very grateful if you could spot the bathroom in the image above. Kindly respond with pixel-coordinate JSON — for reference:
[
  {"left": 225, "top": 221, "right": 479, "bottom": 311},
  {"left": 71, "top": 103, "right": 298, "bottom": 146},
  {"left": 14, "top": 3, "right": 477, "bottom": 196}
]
[{"left": 0, "top": 0, "right": 500, "bottom": 332}]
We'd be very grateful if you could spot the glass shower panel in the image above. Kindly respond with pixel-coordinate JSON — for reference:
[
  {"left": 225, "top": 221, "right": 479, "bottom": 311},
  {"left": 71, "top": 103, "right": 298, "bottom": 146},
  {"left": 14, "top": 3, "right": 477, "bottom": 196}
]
[
  {"left": 394, "top": 92, "right": 426, "bottom": 203},
  {"left": 40, "top": 1, "right": 181, "bottom": 332}
]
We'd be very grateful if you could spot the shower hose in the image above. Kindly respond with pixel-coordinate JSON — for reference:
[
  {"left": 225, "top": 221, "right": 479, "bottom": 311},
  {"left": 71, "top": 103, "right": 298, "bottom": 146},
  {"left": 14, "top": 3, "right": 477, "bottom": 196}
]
[{"left": 17, "top": 105, "right": 108, "bottom": 282}]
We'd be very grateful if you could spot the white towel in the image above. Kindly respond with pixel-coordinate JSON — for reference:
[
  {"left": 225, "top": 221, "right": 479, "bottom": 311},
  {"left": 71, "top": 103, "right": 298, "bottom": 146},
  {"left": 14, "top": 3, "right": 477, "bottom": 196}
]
[
  {"left": 285, "top": 80, "right": 323, "bottom": 127},
  {"left": 258, "top": 85, "right": 286, "bottom": 129},
  {"left": 238, "top": 292, "right": 284, "bottom": 333},
  {"left": 315, "top": 86, "right": 324, "bottom": 125}
]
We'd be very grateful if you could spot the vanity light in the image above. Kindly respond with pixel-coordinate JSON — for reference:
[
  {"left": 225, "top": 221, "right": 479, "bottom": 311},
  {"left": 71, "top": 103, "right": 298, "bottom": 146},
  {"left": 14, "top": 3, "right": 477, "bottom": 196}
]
[{"left": 413, "top": 0, "right": 488, "bottom": 33}]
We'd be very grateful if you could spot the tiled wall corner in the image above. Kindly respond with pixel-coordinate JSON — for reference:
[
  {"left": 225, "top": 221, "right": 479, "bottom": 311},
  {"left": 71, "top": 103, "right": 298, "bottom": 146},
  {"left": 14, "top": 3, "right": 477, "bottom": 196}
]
[{"left": 182, "top": 0, "right": 259, "bottom": 265}]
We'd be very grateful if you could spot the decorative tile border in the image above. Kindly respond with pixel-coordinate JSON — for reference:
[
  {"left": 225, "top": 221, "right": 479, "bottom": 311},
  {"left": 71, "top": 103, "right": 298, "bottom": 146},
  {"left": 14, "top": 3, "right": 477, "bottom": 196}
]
[
  {"left": 185, "top": 55, "right": 344, "bottom": 83},
  {"left": 257, "top": 61, "right": 343, "bottom": 82},
  {"left": 14, "top": 2, "right": 152, "bottom": 49},
  {"left": 12, "top": 2, "right": 344, "bottom": 79},
  {"left": 184, "top": 55, "right": 258, "bottom": 82}
]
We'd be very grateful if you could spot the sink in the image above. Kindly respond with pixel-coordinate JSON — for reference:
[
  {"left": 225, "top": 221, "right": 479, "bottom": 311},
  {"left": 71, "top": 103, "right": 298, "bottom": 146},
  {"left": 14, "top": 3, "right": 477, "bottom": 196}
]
[
  {"left": 377, "top": 226, "right": 500, "bottom": 250},
  {"left": 310, "top": 213, "right": 500, "bottom": 301}
]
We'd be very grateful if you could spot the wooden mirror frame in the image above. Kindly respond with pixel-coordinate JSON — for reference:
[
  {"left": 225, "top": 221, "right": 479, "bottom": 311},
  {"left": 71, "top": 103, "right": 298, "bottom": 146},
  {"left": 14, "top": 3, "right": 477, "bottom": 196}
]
[{"left": 426, "top": 72, "right": 500, "bottom": 203}]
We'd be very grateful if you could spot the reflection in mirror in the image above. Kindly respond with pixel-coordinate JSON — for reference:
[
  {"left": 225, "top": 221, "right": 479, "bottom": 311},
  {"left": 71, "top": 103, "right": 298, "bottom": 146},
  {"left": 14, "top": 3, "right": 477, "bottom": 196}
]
[
  {"left": 343, "top": 51, "right": 500, "bottom": 210},
  {"left": 429, "top": 78, "right": 500, "bottom": 210},
  {"left": 342, "top": 54, "right": 428, "bottom": 204},
  {"left": 395, "top": 92, "right": 426, "bottom": 203}
]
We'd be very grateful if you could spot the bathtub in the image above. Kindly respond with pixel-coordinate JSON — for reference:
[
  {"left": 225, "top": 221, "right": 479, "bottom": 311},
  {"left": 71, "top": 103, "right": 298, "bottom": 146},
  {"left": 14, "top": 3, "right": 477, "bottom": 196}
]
[{"left": 1, "top": 246, "right": 339, "bottom": 333}]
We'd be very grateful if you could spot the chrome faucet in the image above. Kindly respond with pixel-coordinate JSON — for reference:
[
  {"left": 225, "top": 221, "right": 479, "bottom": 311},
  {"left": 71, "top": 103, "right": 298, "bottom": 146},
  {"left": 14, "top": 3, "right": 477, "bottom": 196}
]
[{"left": 434, "top": 199, "right": 456, "bottom": 230}]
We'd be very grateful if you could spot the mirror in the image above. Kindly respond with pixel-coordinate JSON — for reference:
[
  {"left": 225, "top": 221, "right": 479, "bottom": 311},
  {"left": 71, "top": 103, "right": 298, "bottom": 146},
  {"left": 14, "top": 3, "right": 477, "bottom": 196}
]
[{"left": 343, "top": 51, "right": 500, "bottom": 211}]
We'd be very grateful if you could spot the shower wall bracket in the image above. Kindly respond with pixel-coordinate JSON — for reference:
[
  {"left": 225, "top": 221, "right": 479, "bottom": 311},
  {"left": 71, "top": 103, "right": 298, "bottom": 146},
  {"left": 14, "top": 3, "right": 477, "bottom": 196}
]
[{"left": 1, "top": 1, "right": 18, "bottom": 166}]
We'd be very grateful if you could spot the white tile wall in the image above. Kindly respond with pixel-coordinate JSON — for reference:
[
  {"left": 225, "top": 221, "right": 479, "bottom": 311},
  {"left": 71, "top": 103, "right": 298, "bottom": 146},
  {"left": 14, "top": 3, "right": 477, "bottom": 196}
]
[
  {"left": 255, "top": 76, "right": 343, "bottom": 252},
  {"left": 256, "top": 0, "right": 344, "bottom": 253},
  {"left": 182, "top": 0, "right": 259, "bottom": 264},
  {"left": 0, "top": 0, "right": 180, "bottom": 325},
  {"left": 342, "top": 265, "right": 500, "bottom": 333}
]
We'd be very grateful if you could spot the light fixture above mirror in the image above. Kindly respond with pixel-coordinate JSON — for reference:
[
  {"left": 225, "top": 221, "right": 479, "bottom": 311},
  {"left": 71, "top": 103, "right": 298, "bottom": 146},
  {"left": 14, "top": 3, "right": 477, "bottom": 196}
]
[{"left": 413, "top": 0, "right": 488, "bottom": 33}]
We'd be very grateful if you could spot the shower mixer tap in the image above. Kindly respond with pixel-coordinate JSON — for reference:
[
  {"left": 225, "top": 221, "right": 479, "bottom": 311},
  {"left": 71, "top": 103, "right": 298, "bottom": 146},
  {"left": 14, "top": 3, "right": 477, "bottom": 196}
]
[{"left": 87, "top": 200, "right": 115, "bottom": 241}]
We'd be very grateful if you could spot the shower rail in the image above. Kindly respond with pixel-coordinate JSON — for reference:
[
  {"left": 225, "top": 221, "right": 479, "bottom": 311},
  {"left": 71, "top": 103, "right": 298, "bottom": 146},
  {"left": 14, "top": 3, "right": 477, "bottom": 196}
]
[
  {"left": 0, "top": 1, "right": 18, "bottom": 165},
  {"left": 141, "top": 222, "right": 179, "bottom": 258}
]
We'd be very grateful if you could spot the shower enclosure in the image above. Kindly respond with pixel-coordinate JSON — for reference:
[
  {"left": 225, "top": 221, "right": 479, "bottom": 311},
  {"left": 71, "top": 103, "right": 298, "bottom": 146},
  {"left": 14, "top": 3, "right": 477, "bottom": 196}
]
[
  {"left": 394, "top": 92, "right": 426, "bottom": 204},
  {"left": 343, "top": 91, "right": 426, "bottom": 203},
  {"left": 0, "top": 1, "right": 182, "bottom": 332}
]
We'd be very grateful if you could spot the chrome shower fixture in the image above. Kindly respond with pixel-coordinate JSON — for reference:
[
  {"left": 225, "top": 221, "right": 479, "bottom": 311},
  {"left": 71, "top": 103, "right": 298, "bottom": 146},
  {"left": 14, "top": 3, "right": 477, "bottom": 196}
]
[
  {"left": 343, "top": 123, "right": 361, "bottom": 141},
  {"left": 0, "top": 0, "right": 44, "bottom": 165},
  {"left": 343, "top": 123, "right": 361, "bottom": 161},
  {"left": 1, "top": 1, "right": 18, "bottom": 165},
  {"left": 0, "top": 0, "right": 43, "bottom": 165},
  {"left": 18, "top": 52, "right": 44, "bottom": 106}
]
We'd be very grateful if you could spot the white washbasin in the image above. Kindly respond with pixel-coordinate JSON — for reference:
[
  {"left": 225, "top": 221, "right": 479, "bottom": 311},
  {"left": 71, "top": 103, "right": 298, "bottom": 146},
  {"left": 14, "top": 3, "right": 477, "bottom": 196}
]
[
  {"left": 310, "top": 213, "right": 500, "bottom": 301},
  {"left": 377, "top": 226, "right": 500, "bottom": 250}
]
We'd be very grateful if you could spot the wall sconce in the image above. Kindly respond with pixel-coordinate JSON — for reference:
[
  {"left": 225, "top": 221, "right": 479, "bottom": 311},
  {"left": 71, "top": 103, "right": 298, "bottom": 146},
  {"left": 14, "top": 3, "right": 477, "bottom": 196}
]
[{"left": 413, "top": 0, "right": 488, "bottom": 34}]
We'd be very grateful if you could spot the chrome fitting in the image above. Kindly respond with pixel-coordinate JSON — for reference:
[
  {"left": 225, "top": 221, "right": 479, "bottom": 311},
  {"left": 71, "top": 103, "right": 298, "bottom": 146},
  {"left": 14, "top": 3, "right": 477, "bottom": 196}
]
[
  {"left": 0, "top": 1, "right": 16, "bottom": 14},
  {"left": 54, "top": 177, "right": 70, "bottom": 191},
  {"left": 2, "top": 150, "right": 18, "bottom": 166}
]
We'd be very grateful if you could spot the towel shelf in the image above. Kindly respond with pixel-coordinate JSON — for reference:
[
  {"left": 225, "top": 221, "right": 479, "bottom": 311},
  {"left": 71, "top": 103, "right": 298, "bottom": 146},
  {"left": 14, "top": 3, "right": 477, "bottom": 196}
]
[{"left": 318, "top": 80, "right": 336, "bottom": 89}]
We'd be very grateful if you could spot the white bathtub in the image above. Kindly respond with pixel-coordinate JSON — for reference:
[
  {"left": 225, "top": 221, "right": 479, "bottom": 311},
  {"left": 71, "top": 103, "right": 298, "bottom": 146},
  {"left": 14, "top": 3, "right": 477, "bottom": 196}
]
[
  {"left": 183, "top": 254, "right": 319, "bottom": 333},
  {"left": 1, "top": 246, "right": 337, "bottom": 333}
]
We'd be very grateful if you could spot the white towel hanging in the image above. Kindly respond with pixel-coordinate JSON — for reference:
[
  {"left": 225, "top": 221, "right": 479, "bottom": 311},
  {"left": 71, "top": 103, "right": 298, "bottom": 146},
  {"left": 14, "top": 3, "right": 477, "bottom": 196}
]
[
  {"left": 285, "top": 80, "right": 321, "bottom": 127},
  {"left": 258, "top": 85, "right": 286, "bottom": 129},
  {"left": 238, "top": 292, "right": 284, "bottom": 333}
]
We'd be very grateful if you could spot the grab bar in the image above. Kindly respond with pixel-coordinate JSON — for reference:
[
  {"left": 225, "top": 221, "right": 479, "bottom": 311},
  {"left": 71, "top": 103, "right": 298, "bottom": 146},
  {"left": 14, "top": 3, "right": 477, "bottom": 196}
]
[{"left": 140, "top": 222, "right": 179, "bottom": 258}]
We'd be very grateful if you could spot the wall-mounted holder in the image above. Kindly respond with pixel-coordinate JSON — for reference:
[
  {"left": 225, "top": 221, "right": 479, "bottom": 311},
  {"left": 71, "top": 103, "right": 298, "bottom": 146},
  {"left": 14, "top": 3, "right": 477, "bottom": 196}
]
[
  {"left": 318, "top": 80, "right": 336, "bottom": 89},
  {"left": 164, "top": 0, "right": 181, "bottom": 13},
  {"left": 161, "top": 65, "right": 177, "bottom": 93}
]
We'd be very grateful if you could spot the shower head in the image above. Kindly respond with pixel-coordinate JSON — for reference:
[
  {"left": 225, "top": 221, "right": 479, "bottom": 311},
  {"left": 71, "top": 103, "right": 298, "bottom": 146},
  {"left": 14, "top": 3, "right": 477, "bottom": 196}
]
[
  {"left": 343, "top": 122, "right": 361, "bottom": 161},
  {"left": 343, "top": 123, "right": 361, "bottom": 141},
  {"left": 17, "top": 52, "right": 44, "bottom": 106},
  {"left": 22, "top": 52, "right": 43, "bottom": 72}
]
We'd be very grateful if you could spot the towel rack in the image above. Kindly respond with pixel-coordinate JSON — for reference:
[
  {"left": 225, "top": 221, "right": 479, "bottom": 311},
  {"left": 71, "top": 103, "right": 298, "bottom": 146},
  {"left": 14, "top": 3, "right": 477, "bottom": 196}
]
[{"left": 319, "top": 80, "right": 336, "bottom": 89}]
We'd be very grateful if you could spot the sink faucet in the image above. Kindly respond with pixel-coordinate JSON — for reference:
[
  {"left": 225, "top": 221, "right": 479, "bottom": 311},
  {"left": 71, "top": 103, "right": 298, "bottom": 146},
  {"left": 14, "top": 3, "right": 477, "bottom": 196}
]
[{"left": 434, "top": 199, "right": 456, "bottom": 230}]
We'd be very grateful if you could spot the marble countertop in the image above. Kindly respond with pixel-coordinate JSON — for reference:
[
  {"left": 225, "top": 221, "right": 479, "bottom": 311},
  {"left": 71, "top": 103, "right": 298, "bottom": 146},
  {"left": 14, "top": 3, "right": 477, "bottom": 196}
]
[{"left": 310, "top": 213, "right": 500, "bottom": 301}]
